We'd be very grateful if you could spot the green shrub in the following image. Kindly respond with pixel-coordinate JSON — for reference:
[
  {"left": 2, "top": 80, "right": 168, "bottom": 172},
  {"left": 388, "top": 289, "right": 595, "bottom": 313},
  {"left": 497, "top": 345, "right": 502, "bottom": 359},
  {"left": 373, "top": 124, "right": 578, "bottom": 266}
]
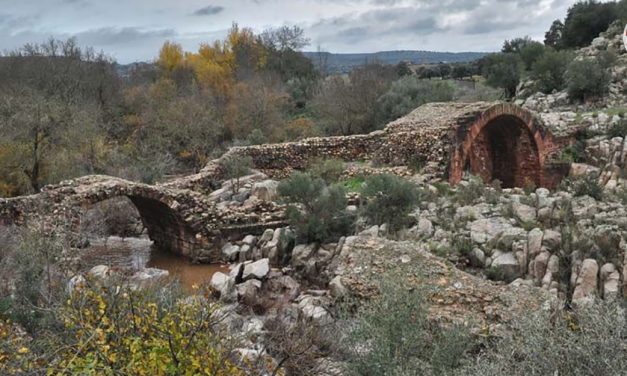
[
  {"left": 308, "top": 158, "right": 345, "bottom": 184},
  {"left": 564, "top": 174, "right": 603, "bottom": 200},
  {"left": 565, "top": 58, "right": 611, "bottom": 102},
  {"left": 361, "top": 174, "right": 420, "bottom": 231},
  {"left": 531, "top": 49, "right": 574, "bottom": 93},
  {"left": 481, "top": 53, "right": 524, "bottom": 98},
  {"left": 459, "top": 303, "right": 626, "bottom": 376},
  {"left": 376, "top": 76, "right": 455, "bottom": 126},
  {"left": 342, "top": 275, "right": 472, "bottom": 376},
  {"left": 455, "top": 176, "right": 485, "bottom": 206},
  {"left": 278, "top": 172, "right": 354, "bottom": 243}
]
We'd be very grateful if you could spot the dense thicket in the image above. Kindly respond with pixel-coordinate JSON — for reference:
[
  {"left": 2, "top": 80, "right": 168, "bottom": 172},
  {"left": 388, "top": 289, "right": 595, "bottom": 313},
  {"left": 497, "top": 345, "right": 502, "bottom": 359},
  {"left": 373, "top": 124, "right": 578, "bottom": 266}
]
[{"left": 0, "top": 25, "right": 493, "bottom": 197}]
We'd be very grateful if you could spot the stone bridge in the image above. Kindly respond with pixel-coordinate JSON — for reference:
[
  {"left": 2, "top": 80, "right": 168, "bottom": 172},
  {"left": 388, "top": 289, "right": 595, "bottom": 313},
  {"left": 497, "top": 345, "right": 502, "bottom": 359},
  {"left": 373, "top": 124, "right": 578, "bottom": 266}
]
[
  {"left": 0, "top": 175, "right": 284, "bottom": 262},
  {"left": 0, "top": 102, "right": 573, "bottom": 260}
]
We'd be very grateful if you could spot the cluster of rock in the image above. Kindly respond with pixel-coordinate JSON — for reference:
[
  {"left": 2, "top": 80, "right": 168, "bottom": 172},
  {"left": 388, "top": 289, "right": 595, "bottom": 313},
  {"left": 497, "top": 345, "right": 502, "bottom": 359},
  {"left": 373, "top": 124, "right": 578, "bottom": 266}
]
[
  {"left": 68, "top": 264, "right": 170, "bottom": 292},
  {"left": 518, "top": 21, "right": 627, "bottom": 116},
  {"left": 400, "top": 181, "right": 626, "bottom": 306}
]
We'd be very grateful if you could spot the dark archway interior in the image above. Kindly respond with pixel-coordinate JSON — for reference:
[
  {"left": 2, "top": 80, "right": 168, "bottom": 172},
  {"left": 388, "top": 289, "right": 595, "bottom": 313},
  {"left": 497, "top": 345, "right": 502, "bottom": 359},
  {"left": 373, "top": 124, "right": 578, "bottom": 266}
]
[
  {"left": 466, "top": 115, "right": 540, "bottom": 188},
  {"left": 81, "top": 195, "right": 196, "bottom": 257}
]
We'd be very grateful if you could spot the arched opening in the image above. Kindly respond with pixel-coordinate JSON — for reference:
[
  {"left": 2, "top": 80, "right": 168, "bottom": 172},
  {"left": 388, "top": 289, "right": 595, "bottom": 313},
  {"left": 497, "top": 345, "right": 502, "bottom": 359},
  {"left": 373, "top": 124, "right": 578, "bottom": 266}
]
[
  {"left": 465, "top": 115, "right": 541, "bottom": 188},
  {"left": 80, "top": 195, "right": 198, "bottom": 257}
]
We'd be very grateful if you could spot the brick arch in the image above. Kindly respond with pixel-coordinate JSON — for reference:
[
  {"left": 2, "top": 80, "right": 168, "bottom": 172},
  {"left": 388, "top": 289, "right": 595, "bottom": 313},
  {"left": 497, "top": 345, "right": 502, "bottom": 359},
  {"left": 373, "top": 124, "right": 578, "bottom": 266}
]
[{"left": 449, "top": 103, "right": 553, "bottom": 188}]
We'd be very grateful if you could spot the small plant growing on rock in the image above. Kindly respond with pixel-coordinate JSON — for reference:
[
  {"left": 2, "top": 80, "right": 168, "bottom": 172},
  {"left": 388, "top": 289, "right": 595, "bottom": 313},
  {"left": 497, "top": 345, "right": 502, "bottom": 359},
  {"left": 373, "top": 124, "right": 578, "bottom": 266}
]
[
  {"left": 221, "top": 153, "right": 253, "bottom": 194},
  {"left": 360, "top": 174, "right": 420, "bottom": 231}
]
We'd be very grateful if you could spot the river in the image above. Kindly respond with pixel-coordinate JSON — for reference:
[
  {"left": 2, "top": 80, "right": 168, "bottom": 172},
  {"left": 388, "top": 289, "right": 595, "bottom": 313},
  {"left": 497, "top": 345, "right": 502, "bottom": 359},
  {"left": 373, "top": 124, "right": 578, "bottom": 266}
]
[{"left": 80, "top": 236, "right": 229, "bottom": 292}]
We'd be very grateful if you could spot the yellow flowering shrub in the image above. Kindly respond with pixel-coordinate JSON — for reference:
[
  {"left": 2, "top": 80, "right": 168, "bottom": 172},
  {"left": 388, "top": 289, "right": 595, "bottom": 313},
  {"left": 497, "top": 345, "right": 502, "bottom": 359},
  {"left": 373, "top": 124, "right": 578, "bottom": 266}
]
[
  {"left": 48, "top": 285, "right": 245, "bottom": 376},
  {"left": 0, "top": 319, "right": 35, "bottom": 374}
]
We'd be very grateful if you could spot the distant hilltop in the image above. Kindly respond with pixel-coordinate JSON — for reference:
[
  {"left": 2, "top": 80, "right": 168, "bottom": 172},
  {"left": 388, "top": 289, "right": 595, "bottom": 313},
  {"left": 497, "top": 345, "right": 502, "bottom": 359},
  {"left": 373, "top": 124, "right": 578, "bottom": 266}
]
[{"left": 302, "top": 50, "right": 488, "bottom": 73}]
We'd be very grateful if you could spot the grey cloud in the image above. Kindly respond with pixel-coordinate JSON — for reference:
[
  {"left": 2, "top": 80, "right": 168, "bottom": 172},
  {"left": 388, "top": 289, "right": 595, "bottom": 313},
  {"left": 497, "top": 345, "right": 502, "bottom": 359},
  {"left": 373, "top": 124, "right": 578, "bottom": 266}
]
[
  {"left": 74, "top": 27, "right": 176, "bottom": 46},
  {"left": 193, "top": 5, "right": 225, "bottom": 16}
]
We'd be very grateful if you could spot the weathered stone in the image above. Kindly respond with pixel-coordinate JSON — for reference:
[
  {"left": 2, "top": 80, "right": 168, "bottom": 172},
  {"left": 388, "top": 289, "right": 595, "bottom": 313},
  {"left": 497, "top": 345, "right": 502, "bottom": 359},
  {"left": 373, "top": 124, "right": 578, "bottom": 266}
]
[
  {"left": 297, "top": 296, "right": 331, "bottom": 326},
  {"left": 88, "top": 265, "right": 112, "bottom": 281},
  {"left": 490, "top": 250, "right": 521, "bottom": 282},
  {"left": 533, "top": 251, "right": 551, "bottom": 283},
  {"left": 242, "top": 258, "right": 270, "bottom": 281},
  {"left": 470, "top": 217, "right": 512, "bottom": 244},
  {"left": 250, "top": 180, "right": 279, "bottom": 201},
  {"left": 329, "top": 276, "right": 347, "bottom": 298},
  {"left": 469, "top": 248, "right": 486, "bottom": 267},
  {"left": 416, "top": 218, "right": 434, "bottom": 237},
  {"left": 360, "top": 225, "right": 380, "bottom": 237},
  {"left": 291, "top": 244, "right": 316, "bottom": 268},
  {"left": 129, "top": 268, "right": 169, "bottom": 289},
  {"left": 222, "top": 243, "right": 240, "bottom": 262},
  {"left": 527, "top": 228, "right": 543, "bottom": 257},
  {"left": 241, "top": 235, "right": 256, "bottom": 246},
  {"left": 603, "top": 271, "right": 620, "bottom": 300},
  {"left": 572, "top": 259, "right": 599, "bottom": 305},
  {"left": 541, "top": 229, "right": 561, "bottom": 251},
  {"left": 512, "top": 202, "right": 536, "bottom": 223},
  {"left": 259, "top": 229, "right": 274, "bottom": 244},
  {"left": 237, "top": 279, "right": 262, "bottom": 305}
]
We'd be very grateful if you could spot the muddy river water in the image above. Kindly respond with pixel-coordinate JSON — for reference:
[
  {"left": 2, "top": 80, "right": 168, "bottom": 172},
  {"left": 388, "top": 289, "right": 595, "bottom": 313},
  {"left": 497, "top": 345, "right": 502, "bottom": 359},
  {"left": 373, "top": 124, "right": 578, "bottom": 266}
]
[{"left": 80, "top": 236, "right": 228, "bottom": 291}]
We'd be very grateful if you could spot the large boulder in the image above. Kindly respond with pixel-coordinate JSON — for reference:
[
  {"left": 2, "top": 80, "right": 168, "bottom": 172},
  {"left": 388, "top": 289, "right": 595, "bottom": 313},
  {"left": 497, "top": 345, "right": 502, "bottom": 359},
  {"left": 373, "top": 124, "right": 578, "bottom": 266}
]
[
  {"left": 291, "top": 244, "right": 316, "bottom": 268},
  {"left": 572, "top": 259, "right": 599, "bottom": 305},
  {"left": 242, "top": 258, "right": 270, "bottom": 281},
  {"left": 512, "top": 202, "right": 536, "bottom": 223},
  {"left": 250, "top": 180, "right": 279, "bottom": 202},
  {"left": 470, "top": 217, "right": 513, "bottom": 244},
  {"left": 222, "top": 243, "right": 241, "bottom": 261},
  {"left": 527, "top": 228, "right": 543, "bottom": 257},
  {"left": 490, "top": 250, "right": 521, "bottom": 282},
  {"left": 210, "top": 272, "right": 237, "bottom": 302}
]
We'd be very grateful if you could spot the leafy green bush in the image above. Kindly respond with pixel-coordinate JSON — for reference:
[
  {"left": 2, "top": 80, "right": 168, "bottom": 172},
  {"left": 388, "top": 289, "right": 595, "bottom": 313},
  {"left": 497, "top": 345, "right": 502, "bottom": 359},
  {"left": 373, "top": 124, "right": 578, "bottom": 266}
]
[
  {"left": 308, "top": 158, "right": 345, "bottom": 183},
  {"left": 565, "top": 174, "right": 604, "bottom": 200},
  {"left": 531, "top": 49, "right": 574, "bottom": 93},
  {"left": 518, "top": 41, "right": 545, "bottom": 70},
  {"left": 278, "top": 172, "right": 354, "bottom": 243},
  {"left": 376, "top": 76, "right": 454, "bottom": 125},
  {"left": 361, "top": 174, "right": 420, "bottom": 231},
  {"left": 481, "top": 53, "right": 524, "bottom": 98},
  {"left": 342, "top": 275, "right": 472, "bottom": 376},
  {"left": 565, "top": 58, "right": 611, "bottom": 102},
  {"left": 459, "top": 303, "right": 626, "bottom": 376}
]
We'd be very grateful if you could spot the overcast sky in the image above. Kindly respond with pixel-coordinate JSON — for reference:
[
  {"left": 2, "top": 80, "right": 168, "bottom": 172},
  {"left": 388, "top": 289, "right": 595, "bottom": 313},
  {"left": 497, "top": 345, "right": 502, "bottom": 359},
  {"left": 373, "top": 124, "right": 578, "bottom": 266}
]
[{"left": 0, "top": 0, "right": 581, "bottom": 63}]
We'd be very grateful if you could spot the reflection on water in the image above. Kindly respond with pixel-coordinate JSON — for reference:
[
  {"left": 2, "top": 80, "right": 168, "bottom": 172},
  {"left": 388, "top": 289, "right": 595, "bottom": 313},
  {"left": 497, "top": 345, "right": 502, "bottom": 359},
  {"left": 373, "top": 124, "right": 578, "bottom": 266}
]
[{"left": 81, "top": 236, "right": 228, "bottom": 291}]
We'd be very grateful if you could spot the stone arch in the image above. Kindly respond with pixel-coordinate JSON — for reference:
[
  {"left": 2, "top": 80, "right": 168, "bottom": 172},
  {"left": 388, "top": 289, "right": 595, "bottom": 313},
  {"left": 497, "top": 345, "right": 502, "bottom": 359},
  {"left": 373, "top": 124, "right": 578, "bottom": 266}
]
[
  {"left": 449, "top": 103, "right": 552, "bottom": 188},
  {"left": 77, "top": 188, "right": 203, "bottom": 259}
]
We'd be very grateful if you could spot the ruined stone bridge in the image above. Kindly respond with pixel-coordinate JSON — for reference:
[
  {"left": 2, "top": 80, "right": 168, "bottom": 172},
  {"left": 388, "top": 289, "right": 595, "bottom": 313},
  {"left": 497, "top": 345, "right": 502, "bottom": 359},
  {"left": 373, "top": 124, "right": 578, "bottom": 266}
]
[{"left": 0, "top": 101, "right": 573, "bottom": 260}]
